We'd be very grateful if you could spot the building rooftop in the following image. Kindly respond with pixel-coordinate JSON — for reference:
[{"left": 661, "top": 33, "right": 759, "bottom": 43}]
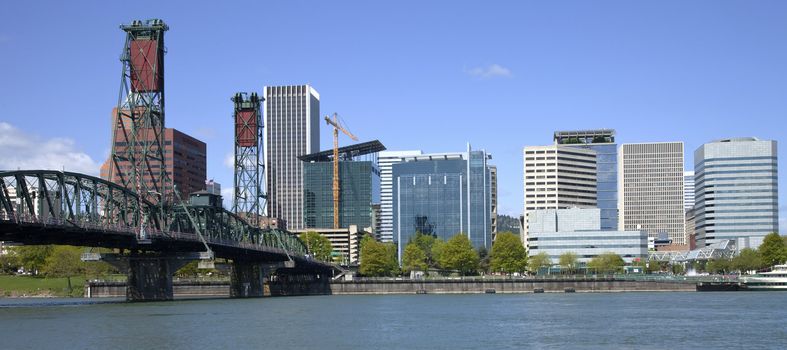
[
  {"left": 711, "top": 137, "right": 760, "bottom": 143},
  {"left": 299, "top": 140, "right": 386, "bottom": 162},
  {"left": 554, "top": 129, "right": 616, "bottom": 144}
]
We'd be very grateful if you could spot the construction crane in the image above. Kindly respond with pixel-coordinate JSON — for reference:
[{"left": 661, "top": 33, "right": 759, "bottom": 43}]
[{"left": 324, "top": 113, "right": 358, "bottom": 229}]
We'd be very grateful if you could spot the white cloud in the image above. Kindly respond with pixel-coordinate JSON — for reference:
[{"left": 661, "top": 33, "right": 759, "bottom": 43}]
[
  {"left": 224, "top": 153, "right": 234, "bottom": 169},
  {"left": 0, "top": 122, "right": 100, "bottom": 175},
  {"left": 465, "top": 64, "right": 512, "bottom": 79},
  {"left": 221, "top": 187, "right": 234, "bottom": 209}
]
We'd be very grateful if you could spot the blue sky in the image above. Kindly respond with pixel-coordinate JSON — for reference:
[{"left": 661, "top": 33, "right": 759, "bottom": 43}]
[{"left": 1, "top": 1, "right": 785, "bottom": 232}]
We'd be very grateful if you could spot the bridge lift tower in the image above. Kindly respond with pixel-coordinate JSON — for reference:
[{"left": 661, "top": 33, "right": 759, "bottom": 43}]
[
  {"left": 108, "top": 19, "right": 169, "bottom": 230},
  {"left": 232, "top": 92, "right": 264, "bottom": 227}
]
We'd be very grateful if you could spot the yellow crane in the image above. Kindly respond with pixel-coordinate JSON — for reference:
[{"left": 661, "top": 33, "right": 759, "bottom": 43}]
[{"left": 324, "top": 113, "right": 358, "bottom": 229}]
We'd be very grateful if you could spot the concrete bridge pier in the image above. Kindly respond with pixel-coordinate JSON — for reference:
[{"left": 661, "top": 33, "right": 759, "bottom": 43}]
[
  {"left": 82, "top": 252, "right": 204, "bottom": 302},
  {"left": 126, "top": 255, "right": 189, "bottom": 301},
  {"left": 229, "top": 261, "right": 266, "bottom": 298}
]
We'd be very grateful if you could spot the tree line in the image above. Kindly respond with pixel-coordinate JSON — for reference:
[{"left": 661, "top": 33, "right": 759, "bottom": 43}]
[{"left": 354, "top": 231, "right": 787, "bottom": 277}]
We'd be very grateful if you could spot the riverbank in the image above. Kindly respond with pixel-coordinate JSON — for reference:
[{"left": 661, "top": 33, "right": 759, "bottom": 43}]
[
  {"left": 0, "top": 276, "right": 81, "bottom": 297},
  {"left": 81, "top": 276, "right": 698, "bottom": 298}
]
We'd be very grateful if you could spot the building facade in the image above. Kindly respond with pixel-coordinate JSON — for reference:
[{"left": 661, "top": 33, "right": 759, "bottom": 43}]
[
  {"left": 490, "top": 165, "right": 498, "bottom": 238},
  {"left": 684, "top": 170, "right": 695, "bottom": 211},
  {"left": 300, "top": 141, "right": 383, "bottom": 231},
  {"left": 378, "top": 150, "right": 423, "bottom": 242},
  {"left": 392, "top": 145, "right": 492, "bottom": 261},
  {"left": 619, "top": 142, "right": 686, "bottom": 245},
  {"left": 293, "top": 225, "right": 368, "bottom": 265},
  {"left": 694, "top": 138, "right": 778, "bottom": 249},
  {"left": 100, "top": 127, "right": 207, "bottom": 200},
  {"left": 303, "top": 162, "right": 373, "bottom": 229},
  {"left": 522, "top": 145, "right": 597, "bottom": 247},
  {"left": 554, "top": 129, "right": 618, "bottom": 231},
  {"left": 527, "top": 208, "right": 647, "bottom": 263},
  {"left": 264, "top": 85, "right": 320, "bottom": 230}
]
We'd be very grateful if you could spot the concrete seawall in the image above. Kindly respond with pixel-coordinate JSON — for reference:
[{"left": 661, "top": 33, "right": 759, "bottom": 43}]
[
  {"left": 329, "top": 278, "right": 696, "bottom": 294},
  {"left": 85, "top": 281, "right": 231, "bottom": 298},
  {"left": 86, "top": 278, "right": 695, "bottom": 298}
]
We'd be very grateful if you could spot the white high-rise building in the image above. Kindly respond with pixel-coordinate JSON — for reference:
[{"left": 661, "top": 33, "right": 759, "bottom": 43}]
[
  {"left": 264, "top": 85, "right": 320, "bottom": 230},
  {"left": 684, "top": 171, "right": 695, "bottom": 211},
  {"left": 694, "top": 138, "right": 778, "bottom": 249},
  {"left": 619, "top": 142, "right": 686, "bottom": 245},
  {"left": 377, "top": 150, "right": 422, "bottom": 242},
  {"left": 522, "top": 145, "right": 597, "bottom": 247}
]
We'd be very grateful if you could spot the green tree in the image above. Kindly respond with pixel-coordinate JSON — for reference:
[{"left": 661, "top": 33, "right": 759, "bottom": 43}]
[
  {"left": 587, "top": 252, "right": 624, "bottom": 274},
  {"left": 42, "top": 246, "right": 85, "bottom": 293},
  {"left": 412, "top": 232, "right": 439, "bottom": 267},
  {"left": 732, "top": 248, "right": 764, "bottom": 273},
  {"left": 14, "top": 245, "right": 53, "bottom": 275},
  {"left": 706, "top": 258, "right": 732, "bottom": 274},
  {"left": 648, "top": 260, "right": 668, "bottom": 273},
  {"left": 359, "top": 236, "right": 399, "bottom": 277},
  {"left": 402, "top": 242, "right": 428, "bottom": 273},
  {"left": 299, "top": 231, "right": 334, "bottom": 262},
  {"left": 0, "top": 251, "right": 20, "bottom": 274},
  {"left": 430, "top": 238, "right": 446, "bottom": 269},
  {"left": 758, "top": 232, "right": 787, "bottom": 267},
  {"left": 478, "top": 247, "right": 490, "bottom": 274},
  {"left": 489, "top": 232, "right": 527, "bottom": 274},
  {"left": 527, "top": 252, "right": 552, "bottom": 274},
  {"left": 439, "top": 234, "right": 480, "bottom": 275},
  {"left": 558, "top": 252, "right": 579, "bottom": 274}
]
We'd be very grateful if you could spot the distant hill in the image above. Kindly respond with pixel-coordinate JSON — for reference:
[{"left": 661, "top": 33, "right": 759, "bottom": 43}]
[{"left": 497, "top": 214, "right": 521, "bottom": 236}]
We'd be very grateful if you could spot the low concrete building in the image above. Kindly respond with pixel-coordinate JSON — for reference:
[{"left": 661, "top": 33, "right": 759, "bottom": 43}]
[
  {"left": 527, "top": 208, "right": 647, "bottom": 263},
  {"left": 293, "top": 225, "right": 370, "bottom": 265}
]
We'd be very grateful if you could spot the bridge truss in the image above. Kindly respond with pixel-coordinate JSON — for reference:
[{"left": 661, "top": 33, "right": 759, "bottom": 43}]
[
  {"left": 0, "top": 170, "right": 308, "bottom": 259},
  {"left": 649, "top": 239, "right": 737, "bottom": 263}
]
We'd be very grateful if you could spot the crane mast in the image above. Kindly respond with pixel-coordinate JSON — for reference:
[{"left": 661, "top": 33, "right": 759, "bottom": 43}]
[{"left": 324, "top": 113, "right": 358, "bottom": 229}]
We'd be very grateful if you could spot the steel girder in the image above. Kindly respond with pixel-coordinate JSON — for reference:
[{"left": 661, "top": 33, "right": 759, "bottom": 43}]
[
  {"left": 0, "top": 170, "right": 308, "bottom": 258},
  {"left": 109, "top": 19, "right": 169, "bottom": 227},
  {"left": 648, "top": 239, "right": 738, "bottom": 263},
  {"left": 0, "top": 170, "right": 159, "bottom": 232},
  {"left": 232, "top": 92, "right": 264, "bottom": 226}
]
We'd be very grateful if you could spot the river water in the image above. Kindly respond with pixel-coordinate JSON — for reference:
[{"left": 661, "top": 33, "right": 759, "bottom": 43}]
[{"left": 1, "top": 292, "right": 785, "bottom": 349}]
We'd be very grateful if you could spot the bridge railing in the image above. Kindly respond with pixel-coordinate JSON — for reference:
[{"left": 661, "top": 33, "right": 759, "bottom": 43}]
[{"left": 0, "top": 170, "right": 313, "bottom": 259}]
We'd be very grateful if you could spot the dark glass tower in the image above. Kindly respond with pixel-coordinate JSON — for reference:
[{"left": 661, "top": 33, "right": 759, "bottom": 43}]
[
  {"left": 554, "top": 129, "right": 618, "bottom": 231},
  {"left": 392, "top": 144, "right": 492, "bottom": 261}
]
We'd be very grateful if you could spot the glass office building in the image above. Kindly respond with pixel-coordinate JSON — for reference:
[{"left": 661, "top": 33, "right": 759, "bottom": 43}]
[
  {"left": 694, "top": 138, "right": 778, "bottom": 249},
  {"left": 527, "top": 208, "right": 647, "bottom": 263},
  {"left": 392, "top": 144, "right": 492, "bottom": 261},
  {"left": 300, "top": 141, "right": 384, "bottom": 230},
  {"left": 554, "top": 129, "right": 618, "bottom": 231}
]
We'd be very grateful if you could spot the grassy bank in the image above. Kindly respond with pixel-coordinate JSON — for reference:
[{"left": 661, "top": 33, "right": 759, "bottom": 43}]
[{"left": 0, "top": 275, "right": 84, "bottom": 297}]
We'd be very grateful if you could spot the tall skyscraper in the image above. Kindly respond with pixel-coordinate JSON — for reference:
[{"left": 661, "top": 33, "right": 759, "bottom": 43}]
[
  {"left": 489, "top": 165, "right": 499, "bottom": 239},
  {"left": 619, "top": 142, "right": 686, "bottom": 245},
  {"left": 378, "top": 150, "right": 423, "bottom": 242},
  {"left": 694, "top": 138, "right": 778, "bottom": 249},
  {"left": 264, "top": 85, "right": 320, "bottom": 230},
  {"left": 684, "top": 170, "right": 695, "bottom": 210},
  {"left": 392, "top": 145, "right": 492, "bottom": 261},
  {"left": 554, "top": 129, "right": 618, "bottom": 230},
  {"left": 522, "top": 145, "right": 597, "bottom": 246}
]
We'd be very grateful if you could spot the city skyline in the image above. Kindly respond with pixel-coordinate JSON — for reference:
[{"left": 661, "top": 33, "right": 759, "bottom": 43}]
[{"left": 1, "top": 1, "right": 786, "bottom": 233}]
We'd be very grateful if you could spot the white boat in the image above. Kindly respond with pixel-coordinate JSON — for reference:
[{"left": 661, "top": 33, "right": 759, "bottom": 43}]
[{"left": 742, "top": 264, "right": 787, "bottom": 290}]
